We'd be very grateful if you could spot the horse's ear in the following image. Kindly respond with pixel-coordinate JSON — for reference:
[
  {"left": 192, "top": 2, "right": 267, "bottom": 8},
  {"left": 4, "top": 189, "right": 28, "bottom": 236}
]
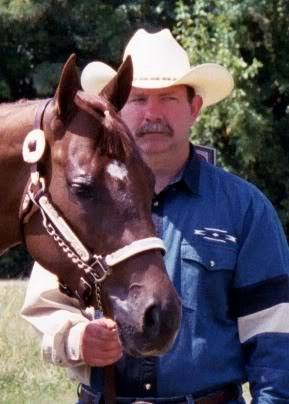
[
  {"left": 54, "top": 54, "right": 80, "bottom": 117},
  {"left": 99, "top": 55, "right": 133, "bottom": 111}
]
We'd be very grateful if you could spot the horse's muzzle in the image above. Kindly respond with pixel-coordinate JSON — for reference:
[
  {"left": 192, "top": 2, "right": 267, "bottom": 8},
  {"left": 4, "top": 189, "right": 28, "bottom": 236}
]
[{"left": 113, "top": 291, "right": 182, "bottom": 357}]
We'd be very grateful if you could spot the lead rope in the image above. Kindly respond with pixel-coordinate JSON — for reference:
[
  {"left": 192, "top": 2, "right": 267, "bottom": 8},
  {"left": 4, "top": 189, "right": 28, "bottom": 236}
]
[{"left": 104, "top": 365, "right": 116, "bottom": 404}]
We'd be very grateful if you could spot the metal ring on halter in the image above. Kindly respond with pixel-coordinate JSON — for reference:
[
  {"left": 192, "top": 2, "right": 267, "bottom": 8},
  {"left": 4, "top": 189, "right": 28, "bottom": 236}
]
[
  {"left": 89, "top": 256, "right": 112, "bottom": 283},
  {"left": 28, "top": 177, "right": 46, "bottom": 204},
  {"left": 22, "top": 129, "right": 46, "bottom": 164}
]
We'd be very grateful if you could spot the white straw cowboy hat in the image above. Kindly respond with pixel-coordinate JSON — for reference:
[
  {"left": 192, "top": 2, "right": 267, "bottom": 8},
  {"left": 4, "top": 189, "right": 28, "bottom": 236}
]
[
  {"left": 81, "top": 29, "right": 234, "bottom": 108},
  {"left": 81, "top": 61, "right": 116, "bottom": 96}
]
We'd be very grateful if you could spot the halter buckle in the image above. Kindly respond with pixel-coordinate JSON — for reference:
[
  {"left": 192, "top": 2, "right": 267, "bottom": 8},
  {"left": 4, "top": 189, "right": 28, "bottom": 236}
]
[{"left": 89, "top": 256, "right": 112, "bottom": 283}]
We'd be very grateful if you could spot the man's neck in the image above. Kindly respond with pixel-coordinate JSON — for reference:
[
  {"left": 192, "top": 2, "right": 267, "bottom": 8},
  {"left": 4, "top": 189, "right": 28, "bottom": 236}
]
[{"left": 142, "top": 144, "right": 190, "bottom": 194}]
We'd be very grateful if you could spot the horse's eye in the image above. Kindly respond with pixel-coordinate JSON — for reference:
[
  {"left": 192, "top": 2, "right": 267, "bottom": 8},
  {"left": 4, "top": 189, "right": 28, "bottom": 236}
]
[{"left": 70, "top": 183, "right": 94, "bottom": 199}]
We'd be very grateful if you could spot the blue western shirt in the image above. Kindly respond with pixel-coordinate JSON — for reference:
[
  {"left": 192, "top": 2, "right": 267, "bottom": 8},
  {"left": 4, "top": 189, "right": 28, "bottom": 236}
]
[{"left": 87, "top": 145, "right": 289, "bottom": 402}]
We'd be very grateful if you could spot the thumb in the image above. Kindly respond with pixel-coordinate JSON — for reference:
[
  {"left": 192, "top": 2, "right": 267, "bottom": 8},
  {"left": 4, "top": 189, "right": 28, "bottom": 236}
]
[{"left": 98, "top": 317, "right": 117, "bottom": 331}]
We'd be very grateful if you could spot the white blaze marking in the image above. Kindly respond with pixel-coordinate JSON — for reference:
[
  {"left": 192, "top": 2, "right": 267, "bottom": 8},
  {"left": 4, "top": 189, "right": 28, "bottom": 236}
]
[{"left": 107, "top": 160, "right": 128, "bottom": 180}]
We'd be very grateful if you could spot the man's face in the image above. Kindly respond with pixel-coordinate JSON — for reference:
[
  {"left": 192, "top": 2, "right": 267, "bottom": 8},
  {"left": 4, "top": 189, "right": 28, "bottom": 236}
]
[{"left": 120, "top": 85, "right": 202, "bottom": 156}]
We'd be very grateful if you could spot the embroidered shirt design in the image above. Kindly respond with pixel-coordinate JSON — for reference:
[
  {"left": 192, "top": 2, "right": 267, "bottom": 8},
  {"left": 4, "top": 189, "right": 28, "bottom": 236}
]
[{"left": 193, "top": 227, "right": 237, "bottom": 244}]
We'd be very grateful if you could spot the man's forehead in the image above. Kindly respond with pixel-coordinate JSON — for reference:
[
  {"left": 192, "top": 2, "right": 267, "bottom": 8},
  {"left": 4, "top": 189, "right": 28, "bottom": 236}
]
[{"left": 130, "top": 85, "right": 187, "bottom": 96}]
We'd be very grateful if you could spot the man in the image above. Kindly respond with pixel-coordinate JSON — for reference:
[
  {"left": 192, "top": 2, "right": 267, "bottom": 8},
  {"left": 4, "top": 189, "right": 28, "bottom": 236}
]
[{"left": 21, "top": 29, "right": 289, "bottom": 403}]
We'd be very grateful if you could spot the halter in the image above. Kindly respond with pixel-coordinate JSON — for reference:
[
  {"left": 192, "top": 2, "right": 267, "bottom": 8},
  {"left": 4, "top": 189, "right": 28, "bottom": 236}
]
[{"left": 20, "top": 99, "right": 166, "bottom": 311}]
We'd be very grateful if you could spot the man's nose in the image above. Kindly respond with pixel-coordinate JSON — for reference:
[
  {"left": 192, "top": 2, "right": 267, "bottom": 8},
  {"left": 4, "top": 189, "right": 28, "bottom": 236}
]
[{"left": 144, "top": 98, "right": 163, "bottom": 121}]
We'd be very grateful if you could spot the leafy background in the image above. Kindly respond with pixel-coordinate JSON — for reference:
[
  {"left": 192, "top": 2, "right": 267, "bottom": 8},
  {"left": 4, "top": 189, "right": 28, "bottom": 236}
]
[{"left": 1, "top": 0, "right": 289, "bottom": 277}]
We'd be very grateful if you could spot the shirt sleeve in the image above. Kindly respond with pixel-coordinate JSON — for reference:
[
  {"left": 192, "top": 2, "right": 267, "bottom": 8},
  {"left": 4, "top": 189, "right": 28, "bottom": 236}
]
[
  {"left": 233, "top": 190, "right": 289, "bottom": 402},
  {"left": 20, "top": 262, "right": 94, "bottom": 368}
]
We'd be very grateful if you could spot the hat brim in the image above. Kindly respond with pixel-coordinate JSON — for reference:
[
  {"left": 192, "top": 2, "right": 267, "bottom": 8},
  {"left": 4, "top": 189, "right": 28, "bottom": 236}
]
[
  {"left": 132, "top": 63, "right": 234, "bottom": 108},
  {"left": 81, "top": 62, "right": 234, "bottom": 108}
]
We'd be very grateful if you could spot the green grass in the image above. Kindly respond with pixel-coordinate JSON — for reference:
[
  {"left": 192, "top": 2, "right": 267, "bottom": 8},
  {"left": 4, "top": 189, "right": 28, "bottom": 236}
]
[
  {"left": 0, "top": 280, "right": 251, "bottom": 403},
  {"left": 0, "top": 280, "right": 77, "bottom": 404}
]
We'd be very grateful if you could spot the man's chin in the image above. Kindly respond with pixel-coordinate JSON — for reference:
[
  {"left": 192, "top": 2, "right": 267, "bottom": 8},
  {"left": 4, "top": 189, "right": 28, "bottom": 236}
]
[
  {"left": 140, "top": 144, "right": 172, "bottom": 157},
  {"left": 137, "top": 134, "right": 172, "bottom": 151}
]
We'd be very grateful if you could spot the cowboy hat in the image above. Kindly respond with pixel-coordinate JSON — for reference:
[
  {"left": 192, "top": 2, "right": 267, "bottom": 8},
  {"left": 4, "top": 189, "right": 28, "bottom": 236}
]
[
  {"left": 81, "top": 61, "right": 116, "bottom": 96},
  {"left": 81, "top": 28, "right": 234, "bottom": 108}
]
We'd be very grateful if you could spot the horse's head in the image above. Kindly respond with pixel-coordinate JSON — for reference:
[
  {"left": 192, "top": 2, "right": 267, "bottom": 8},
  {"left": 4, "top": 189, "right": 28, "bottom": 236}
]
[{"left": 24, "top": 55, "right": 181, "bottom": 356}]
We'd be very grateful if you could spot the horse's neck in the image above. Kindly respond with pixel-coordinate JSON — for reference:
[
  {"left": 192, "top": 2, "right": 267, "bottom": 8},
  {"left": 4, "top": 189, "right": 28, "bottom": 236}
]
[
  {"left": 0, "top": 100, "right": 39, "bottom": 246},
  {"left": 0, "top": 100, "right": 39, "bottom": 168},
  {"left": 0, "top": 99, "right": 38, "bottom": 141}
]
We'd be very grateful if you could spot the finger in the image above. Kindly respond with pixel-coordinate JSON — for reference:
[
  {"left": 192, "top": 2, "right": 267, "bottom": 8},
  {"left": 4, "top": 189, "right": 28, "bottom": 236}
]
[
  {"left": 95, "top": 354, "right": 123, "bottom": 367},
  {"left": 86, "top": 355, "right": 123, "bottom": 367},
  {"left": 89, "top": 345, "right": 123, "bottom": 361},
  {"left": 84, "top": 346, "right": 123, "bottom": 367},
  {"left": 92, "top": 338, "right": 123, "bottom": 353},
  {"left": 84, "top": 321, "right": 119, "bottom": 341},
  {"left": 80, "top": 320, "right": 123, "bottom": 366},
  {"left": 100, "top": 317, "right": 118, "bottom": 330}
]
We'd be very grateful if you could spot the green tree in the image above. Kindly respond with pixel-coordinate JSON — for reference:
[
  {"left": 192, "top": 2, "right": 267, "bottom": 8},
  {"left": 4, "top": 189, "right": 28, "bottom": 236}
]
[
  {"left": 175, "top": 0, "right": 289, "bottom": 235},
  {"left": 0, "top": 0, "right": 176, "bottom": 99},
  {"left": 0, "top": 246, "right": 33, "bottom": 279}
]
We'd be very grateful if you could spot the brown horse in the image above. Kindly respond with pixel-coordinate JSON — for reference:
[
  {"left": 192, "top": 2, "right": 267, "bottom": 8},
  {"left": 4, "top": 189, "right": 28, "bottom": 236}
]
[{"left": 0, "top": 55, "right": 181, "bottom": 357}]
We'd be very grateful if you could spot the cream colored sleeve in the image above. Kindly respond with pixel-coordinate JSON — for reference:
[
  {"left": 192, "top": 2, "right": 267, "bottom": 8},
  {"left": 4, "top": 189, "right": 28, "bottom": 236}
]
[{"left": 21, "top": 262, "right": 95, "bottom": 370}]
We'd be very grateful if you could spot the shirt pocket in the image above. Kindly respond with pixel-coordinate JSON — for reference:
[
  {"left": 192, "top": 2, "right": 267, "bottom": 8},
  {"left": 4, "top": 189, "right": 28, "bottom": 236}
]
[{"left": 181, "top": 242, "right": 237, "bottom": 310}]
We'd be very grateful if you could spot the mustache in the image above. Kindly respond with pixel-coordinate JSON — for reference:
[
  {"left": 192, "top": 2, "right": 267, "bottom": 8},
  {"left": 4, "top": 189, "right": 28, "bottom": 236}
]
[{"left": 136, "top": 121, "right": 174, "bottom": 138}]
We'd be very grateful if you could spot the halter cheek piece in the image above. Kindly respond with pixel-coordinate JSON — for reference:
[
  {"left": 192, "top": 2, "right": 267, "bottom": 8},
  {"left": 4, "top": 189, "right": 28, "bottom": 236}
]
[{"left": 20, "top": 100, "right": 166, "bottom": 311}]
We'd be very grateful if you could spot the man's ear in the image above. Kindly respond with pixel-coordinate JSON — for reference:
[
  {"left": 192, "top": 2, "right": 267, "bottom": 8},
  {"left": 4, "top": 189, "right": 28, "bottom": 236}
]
[{"left": 191, "top": 95, "right": 203, "bottom": 124}]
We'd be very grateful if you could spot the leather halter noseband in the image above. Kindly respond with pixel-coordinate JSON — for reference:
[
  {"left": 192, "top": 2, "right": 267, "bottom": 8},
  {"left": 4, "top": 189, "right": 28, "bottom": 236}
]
[{"left": 20, "top": 99, "right": 166, "bottom": 311}]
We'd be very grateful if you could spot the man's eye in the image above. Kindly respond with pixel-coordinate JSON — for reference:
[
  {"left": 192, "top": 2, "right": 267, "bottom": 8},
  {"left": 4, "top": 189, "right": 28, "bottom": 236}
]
[
  {"left": 130, "top": 97, "right": 146, "bottom": 103},
  {"left": 70, "top": 183, "right": 94, "bottom": 199},
  {"left": 162, "top": 96, "right": 178, "bottom": 101}
]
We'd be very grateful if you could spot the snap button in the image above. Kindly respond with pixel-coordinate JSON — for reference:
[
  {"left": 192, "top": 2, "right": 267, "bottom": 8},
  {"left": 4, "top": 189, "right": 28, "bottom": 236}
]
[
  {"left": 144, "top": 383, "right": 151, "bottom": 391},
  {"left": 209, "top": 260, "right": 215, "bottom": 267},
  {"left": 153, "top": 200, "right": 159, "bottom": 207}
]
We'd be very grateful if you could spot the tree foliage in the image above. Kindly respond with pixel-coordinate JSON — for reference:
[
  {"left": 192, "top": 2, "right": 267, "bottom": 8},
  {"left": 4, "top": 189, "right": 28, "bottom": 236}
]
[
  {"left": 0, "top": 0, "right": 176, "bottom": 99},
  {"left": 0, "top": 245, "right": 33, "bottom": 279},
  {"left": 175, "top": 0, "right": 289, "bottom": 235}
]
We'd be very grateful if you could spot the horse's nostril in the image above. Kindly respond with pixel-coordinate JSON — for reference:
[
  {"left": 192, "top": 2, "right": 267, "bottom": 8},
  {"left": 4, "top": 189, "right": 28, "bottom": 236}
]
[{"left": 144, "top": 304, "right": 161, "bottom": 335}]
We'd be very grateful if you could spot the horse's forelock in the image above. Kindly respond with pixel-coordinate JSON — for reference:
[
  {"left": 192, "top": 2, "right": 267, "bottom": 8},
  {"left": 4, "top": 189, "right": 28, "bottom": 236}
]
[{"left": 74, "top": 91, "right": 133, "bottom": 162}]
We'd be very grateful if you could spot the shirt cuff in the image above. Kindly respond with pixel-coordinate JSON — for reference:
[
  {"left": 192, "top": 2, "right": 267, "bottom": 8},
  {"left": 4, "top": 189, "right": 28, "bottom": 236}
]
[
  {"left": 41, "top": 320, "right": 89, "bottom": 366},
  {"left": 66, "top": 321, "right": 88, "bottom": 361}
]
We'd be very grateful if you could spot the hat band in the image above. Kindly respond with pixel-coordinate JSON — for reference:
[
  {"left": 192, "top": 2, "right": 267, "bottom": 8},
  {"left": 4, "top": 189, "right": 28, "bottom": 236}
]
[{"left": 134, "top": 76, "right": 178, "bottom": 81}]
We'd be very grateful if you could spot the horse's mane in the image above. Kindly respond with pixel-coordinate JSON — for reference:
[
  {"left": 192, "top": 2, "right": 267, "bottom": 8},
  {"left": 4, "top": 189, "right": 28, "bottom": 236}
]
[{"left": 74, "top": 91, "right": 135, "bottom": 162}]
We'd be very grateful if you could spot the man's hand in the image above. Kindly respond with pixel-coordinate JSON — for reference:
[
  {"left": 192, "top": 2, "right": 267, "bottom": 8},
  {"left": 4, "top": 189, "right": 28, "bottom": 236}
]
[{"left": 80, "top": 318, "right": 123, "bottom": 366}]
